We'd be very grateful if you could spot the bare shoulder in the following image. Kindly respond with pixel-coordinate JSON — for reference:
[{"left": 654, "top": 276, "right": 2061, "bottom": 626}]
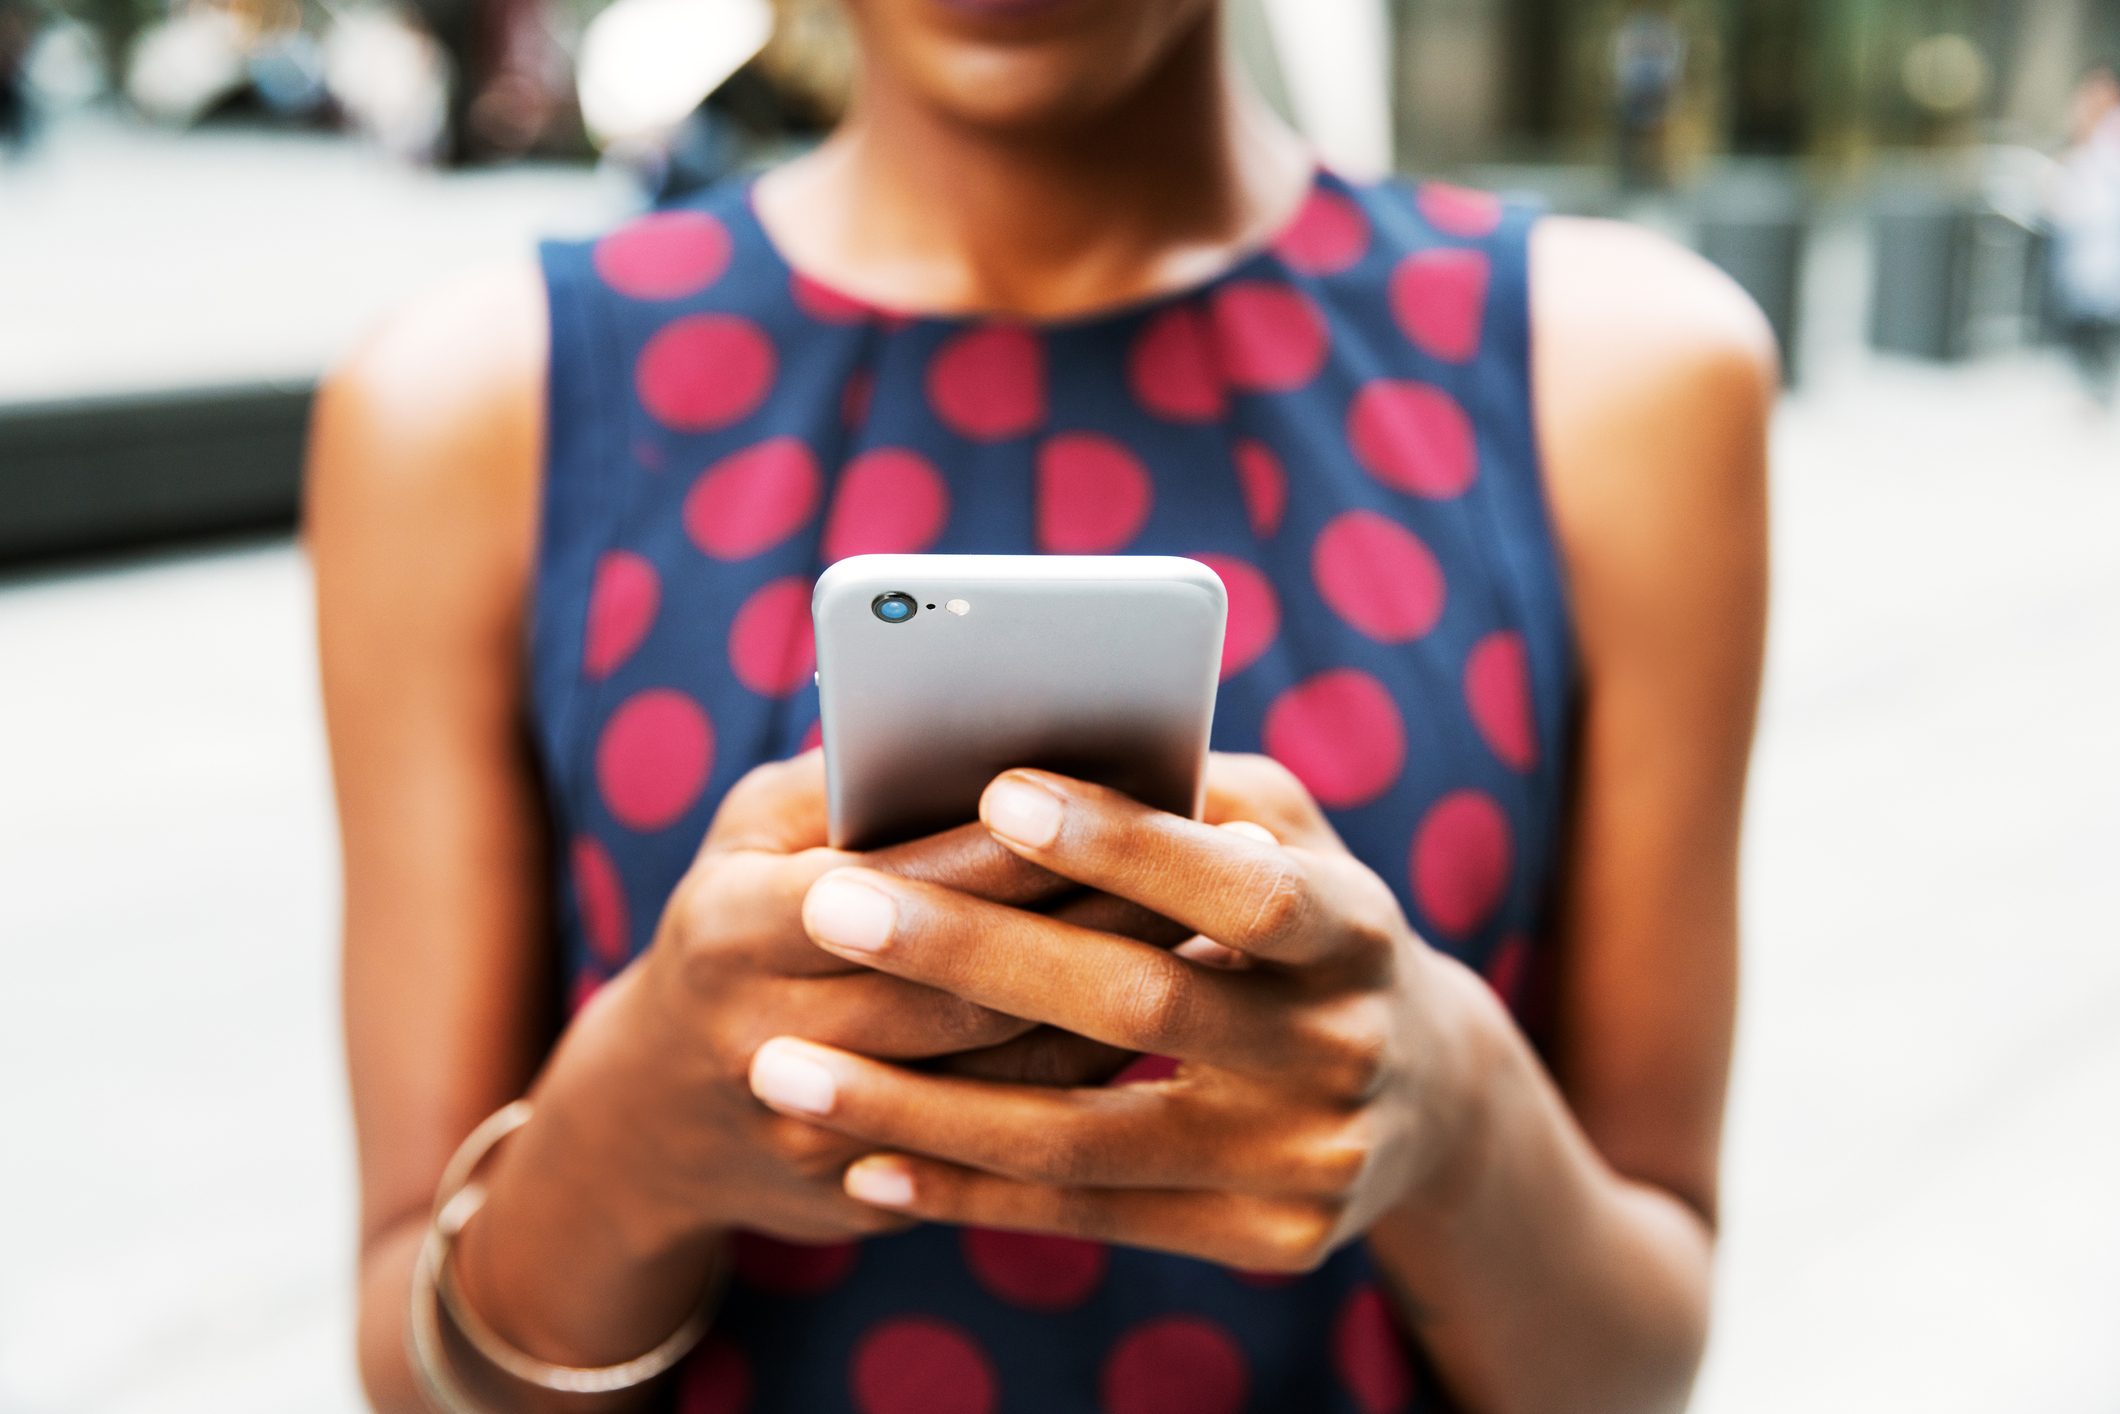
[
  {"left": 1527, "top": 218, "right": 1775, "bottom": 642},
  {"left": 1531, "top": 216, "right": 1780, "bottom": 417},
  {"left": 306, "top": 259, "right": 548, "bottom": 639}
]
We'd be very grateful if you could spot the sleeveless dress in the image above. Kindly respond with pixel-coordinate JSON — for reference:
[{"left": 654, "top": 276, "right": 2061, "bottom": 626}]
[{"left": 531, "top": 166, "right": 1573, "bottom": 1414}]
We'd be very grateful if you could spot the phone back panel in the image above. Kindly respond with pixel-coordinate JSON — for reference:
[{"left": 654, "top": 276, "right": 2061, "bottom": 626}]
[{"left": 814, "top": 556, "right": 1227, "bottom": 848}]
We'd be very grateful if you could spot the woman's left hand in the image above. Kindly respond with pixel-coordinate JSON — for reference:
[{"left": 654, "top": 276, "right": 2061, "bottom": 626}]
[{"left": 744, "top": 754, "right": 1505, "bottom": 1273}]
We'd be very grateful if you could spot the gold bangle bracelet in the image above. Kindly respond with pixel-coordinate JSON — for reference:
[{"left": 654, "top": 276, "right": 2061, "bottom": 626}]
[{"left": 408, "top": 1099, "right": 715, "bottom": 1399}]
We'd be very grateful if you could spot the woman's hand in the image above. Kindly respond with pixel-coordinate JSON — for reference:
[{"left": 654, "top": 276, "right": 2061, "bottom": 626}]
[
  {"left": 743, "top": 755, "right": 1509, "bottom": 1272},
  {"left": 451, "top": 750, "right": 1181, "bottom": 1374},
  {"left": 530, "top": 752, "right": 1173, "bottom": 1250}
]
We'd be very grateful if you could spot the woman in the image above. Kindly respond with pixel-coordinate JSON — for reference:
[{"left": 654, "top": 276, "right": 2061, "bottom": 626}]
[{"left": 310, "top": 1, "right": 1772, "bottom": 1410}]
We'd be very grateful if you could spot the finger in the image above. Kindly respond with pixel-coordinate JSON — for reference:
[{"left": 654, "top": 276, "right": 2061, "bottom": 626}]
[
  {"left": 930, "top": 1028, "right": 1137, "bottom": 1088},
  {"left": 1201, "top": 753, "right": 1343, "bottom": 852},
  {"left": 839, "top": 1155, "right": 1334, "bottom": 1275},
  {"left": 799, "top": 868, "right": 1291, "bottom": 1072},
  {"left": 707, "top": 826, "right": 1124, "bottom": 978},
  {"left": 1048, "top": 889, "right": 1188, "bottom": 950},
  {"left": 775, "top": 974, "right": 1039, "bottom": 1061},
  {"left": 979, "top": 771, "right": 1390, "bottom": 967},
  {"left": 699, "top": 752, "right": 831, "bottom": 857},
  {"left": 748, "top": 1038, "right": 1252, "bottom": 1191}
]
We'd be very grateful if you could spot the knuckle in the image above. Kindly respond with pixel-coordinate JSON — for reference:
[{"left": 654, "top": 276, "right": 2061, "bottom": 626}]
[
  {"left": 1112, "top": 957, "right": 1198, "bottom": 1053},
  {"left": 667, "top": 867, "right": 742, "bottom": 982},
  {"left": 762, "top": 1116, "right": 857, "bottom": 1179},
  {"left": 1296, "top": 1116, "right": 1374, "bottom": 1198},
  {"left": 1239, "top": 860, "right": 1312, "bottom": 952},
  {"left": 1305, "top": 997, "right": 1395, "bottom": 1104},
  {"left": 1254, "top": 1201, "right": 1342, "bottom": 1275},
  {"left": 929, "top": 993, "right": 1019, "bottom": 1052}
]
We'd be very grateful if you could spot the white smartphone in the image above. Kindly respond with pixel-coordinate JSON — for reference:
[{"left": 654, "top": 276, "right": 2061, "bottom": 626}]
[{"left": 812, "top": 555, "right": 1228, "bottom": 849}]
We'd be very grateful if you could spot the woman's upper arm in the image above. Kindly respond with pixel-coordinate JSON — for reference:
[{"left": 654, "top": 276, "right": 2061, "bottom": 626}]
[
  {"left": 1530, "top": 218, "right": 1776, "bottom": 1224},
  {"left": 306, "top": 259, "right": 552, "bottom": 1264}
]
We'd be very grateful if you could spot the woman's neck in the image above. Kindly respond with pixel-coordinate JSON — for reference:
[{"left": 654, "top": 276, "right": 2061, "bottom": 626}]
[{"left": 755, "top": 21, "right": 1313, "bottom": 320}]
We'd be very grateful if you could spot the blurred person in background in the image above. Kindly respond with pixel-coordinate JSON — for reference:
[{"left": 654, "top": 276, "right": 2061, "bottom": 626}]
[
  {"left": 308, "top": 0, "right": 1774, "bottom": 1410},
  {"left": 2053, "top": 61, "right": 2120, "bottom": 412},
  {"left": 1612, "top": 2, "right": 1686, "bottom": 191}
]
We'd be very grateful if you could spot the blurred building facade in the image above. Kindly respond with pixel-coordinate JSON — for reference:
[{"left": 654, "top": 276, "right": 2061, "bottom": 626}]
[{"left": 1393, "top": 0, "right": 2120, "bottom": 171}]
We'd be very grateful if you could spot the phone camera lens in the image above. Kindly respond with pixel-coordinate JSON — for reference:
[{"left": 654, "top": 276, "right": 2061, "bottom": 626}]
[{"left": 872, "top": 592, "right": 919, "bottom": 624}]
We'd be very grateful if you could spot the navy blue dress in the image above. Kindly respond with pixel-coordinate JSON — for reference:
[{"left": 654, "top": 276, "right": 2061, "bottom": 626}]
[{"left": 531, "top": 166, "right": 1574, "bottom": 1414}]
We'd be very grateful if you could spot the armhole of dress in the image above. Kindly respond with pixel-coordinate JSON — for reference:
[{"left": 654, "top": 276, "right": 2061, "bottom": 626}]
[
  {"left": 528, "top": 239, "right": 619, "bottom": 823},
  {"left": 1484, "top": 197, "right": 1582, "bottom": 784}
]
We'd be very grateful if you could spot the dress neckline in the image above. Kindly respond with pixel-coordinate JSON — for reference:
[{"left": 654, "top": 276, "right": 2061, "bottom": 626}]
[{"left": 737, "top": 162, "right": 1337, "bottom": 333}]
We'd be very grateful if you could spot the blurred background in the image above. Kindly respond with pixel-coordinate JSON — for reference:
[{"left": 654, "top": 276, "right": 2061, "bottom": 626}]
[{"left": 2, "top": 1, "right": 2117, "bottom": 1410}]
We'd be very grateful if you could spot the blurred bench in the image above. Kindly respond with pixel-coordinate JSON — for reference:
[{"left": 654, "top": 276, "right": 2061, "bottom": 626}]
[{"left": 0, "top": 383, "right": 311, "bottom": 564}]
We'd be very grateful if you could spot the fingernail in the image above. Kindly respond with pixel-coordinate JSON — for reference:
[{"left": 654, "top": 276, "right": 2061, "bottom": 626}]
[
  {"left": 749, "top": 1039, "right": 837, "bottom": 1116},
  {"left": 845, "top": 1158, "right": 915, "bottom": 1207},
  {"left": 982, "top": 775, "right": 1064, "bottom": 848},
  {"left": 804, "top": 873, "right": 897, "bottom": 955}
]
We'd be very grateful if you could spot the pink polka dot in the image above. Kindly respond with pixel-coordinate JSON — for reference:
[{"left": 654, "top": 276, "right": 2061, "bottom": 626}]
[
  {"left": 792, "top": 270, "right": 871, "bottom": 324},
  {"left": 1232, "top": 439, "right": 1286, "bottom": 538},
  {"left": 1101, "top": 1316, "right": 1248, "bottom": 1414},
  {"left": 1418, "top": 182, "right": 1504, "bottom": 239},
  {"left": 962, "top": 1229, "right": 1108, "bottom": 1310},
  {"left": 842, "top": 369, "right": 874, "bottom": 429},
  {"left": 1465, "top": 630, "right": 1537, "bottom": 771},
  {"left": 728, "top": 577, "right": 816, "bottom": 697},
  {"left": 1390, "top": 248, "right": 1491, "bottom": 364},
  {"left": 927, "top": 326, "right": 1045, "bottom": 441},
  {"left": 594, "top": 210, "right": 731, "bottom": 300},
  {"left": 1411, "top": 790, "right": 1512, "bottom": 940},
  {"left": 1195, "top": 553, "right": 1277, "bottom": 680},
  {"left": 1314, "top": 511, "right": 1446, "bottom": 643},
  {"left": 596, "top": 689, "right": 714, "bottom": 831},
  {"left": 684, "top": 438, "right": 822, "bottom": 560},
  {"left": 569, "top": 970, "right": 605, "bottom": 1016},
  {"left": 1209, "top": 281, "right": 1329, "bottom": 392},
  {"left": 1275, "top": 184, "right": 1370, "bottom": 274},
  {"left": 1263, "top": 669, "right": 1406, "bottom": 809},
  {"left": 636, "top": 314, "right": 776, "bottom": 432},
  {"left": 1347, "top": 380, "right": 1477, "bottom": 499},
  {"left": 731, "top": 1232, "right": 858, "bottom": 1295},
  {"left": 824, "top": 448, "right": 950, "bottom": 561},
  {"left": 1128, "top": 304, "right": 1225, "bottom": 422},
  {"left": 1486, "top": 932, "right": 1531, "bottom": 1011},
  {"left": 851, "top": 1317, "right": 996, "bottom": 1414},
  {"left": 800, "top": 719, "right": 823, "bottom": 753},
  {"left": 1036, "top": 433, "right": 1152, "bottom": 553},
  {"left": 1335, "top": 1284, "right": 1416, "bottom": 1414},
  {"left": 570, "top": 835, "right": 628, "bottom": 966},
  {"left": 1111, "top": 1053, "right": 1180, "bottom": 1085},
  {"left": 677, "top": 1337, "right": 752, "bottom": 1414},
  {"left": 583, "top": 551, "right": 660, "bottom": 679}
]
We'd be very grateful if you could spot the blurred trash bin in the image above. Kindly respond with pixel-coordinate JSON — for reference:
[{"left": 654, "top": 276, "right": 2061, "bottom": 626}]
[
  {"left": 1870, "top": 187, "right": 1980, "bottom": 361},
  {"left": 1695, "top": 166, "right": 1809, "bottom": 384}
]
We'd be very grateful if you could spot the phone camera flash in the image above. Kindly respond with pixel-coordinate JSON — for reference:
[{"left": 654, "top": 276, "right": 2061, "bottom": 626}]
[{"left": 946, "top": 599, "right": 971, "bottom": 617}]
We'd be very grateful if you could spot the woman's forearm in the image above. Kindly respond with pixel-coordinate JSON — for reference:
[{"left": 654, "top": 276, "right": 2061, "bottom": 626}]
[
  {"left": 1366, "top": 986, "right": 1715, "bottom": 1414},
  {"left": 361, "top": 971, "right": 730, "bottom": 1412}
]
